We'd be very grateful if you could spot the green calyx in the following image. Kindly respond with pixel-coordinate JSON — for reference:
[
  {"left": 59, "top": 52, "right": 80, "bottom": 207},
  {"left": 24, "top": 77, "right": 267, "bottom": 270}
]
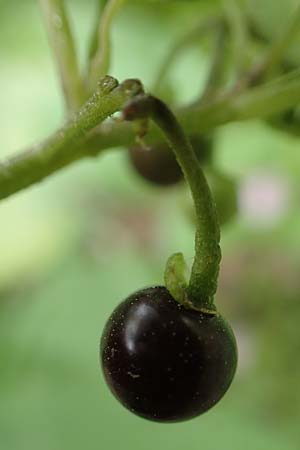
[
  {"left": 164, "top": 253, "right": 189, "bottom": 305},
  {"left": 164, "top": 252, "right": 217, "bottom": 315}
]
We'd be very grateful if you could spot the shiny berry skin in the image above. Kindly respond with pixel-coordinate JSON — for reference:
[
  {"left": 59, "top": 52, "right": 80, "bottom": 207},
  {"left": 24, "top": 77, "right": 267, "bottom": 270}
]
[
  {"left": 100, "top": 286, "right": 237, "bottom": 422},
  {"left": 128, "top": 143, "right": 183, "bottom": 186}
]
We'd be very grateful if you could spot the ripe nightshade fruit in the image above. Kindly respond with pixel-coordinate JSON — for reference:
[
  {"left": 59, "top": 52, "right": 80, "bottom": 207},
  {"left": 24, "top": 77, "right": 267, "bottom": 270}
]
[
  {"left": 128, "top": 143, "right": 183, "bottom": 186},
  {"left": 128, "top": 135, "right": 212, "bottom": 187},
  {"left": 100, "top": 286, "right": 237, "bottom": 422}
]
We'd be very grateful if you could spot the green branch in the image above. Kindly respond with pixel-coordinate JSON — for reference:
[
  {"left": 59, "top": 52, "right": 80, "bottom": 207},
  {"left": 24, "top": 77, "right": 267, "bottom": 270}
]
[
  {"left": 123, "top": 95, "right": 220, "bottom": 311},
  {"left": 0, "top": 77, "right": 143, "bottom": 201},
  {"left": 2, "top": 69, "right": 300, "bottom": 202},
  {"left": 180, "top": 68, "right": 300, "bottom": 131},
  {"left": 39, "top": 0, "right": 86, "bottom": 111}
]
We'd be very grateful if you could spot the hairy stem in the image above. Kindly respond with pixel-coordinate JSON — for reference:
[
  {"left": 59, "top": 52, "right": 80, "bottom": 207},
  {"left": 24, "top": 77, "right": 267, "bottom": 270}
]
[
  {"left": 123, "top": 95, "right": 220, "bottom": 310},
  {"left": 39, "top": 0, "right": 86, "bottom": 111},
  {"left": 0, "top": 77, "right": 143, "bottom": 201}
]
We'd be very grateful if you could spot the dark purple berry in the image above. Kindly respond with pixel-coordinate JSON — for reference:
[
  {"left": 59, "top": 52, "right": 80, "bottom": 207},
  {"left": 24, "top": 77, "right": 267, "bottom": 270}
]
[
  {"left": 128, "top": 143, "right": 183, "bottom": 186},
  {"left": 128, "top": 135, "right": 212, "bottom": 187},
  {"left": 100, "top": 286, "right": 237, "bottom": 422}
]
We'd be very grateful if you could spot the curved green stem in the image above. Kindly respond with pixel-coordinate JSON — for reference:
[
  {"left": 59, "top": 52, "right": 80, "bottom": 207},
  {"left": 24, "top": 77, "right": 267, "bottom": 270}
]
[
  {"left": 88, "top": 0, "right": 126, "bottom": 93},
  {"left": 0, "top": 77, "right": 143, "bottom": 201},
  {"left": 123, "top": 95, "right": 221, "bottom": 311},
  {"left": 39, "top": 0, "right": 86, "bottom": 111}
]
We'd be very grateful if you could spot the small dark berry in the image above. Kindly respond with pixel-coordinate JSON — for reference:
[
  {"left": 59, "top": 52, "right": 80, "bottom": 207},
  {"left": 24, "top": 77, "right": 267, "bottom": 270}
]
[
  {"left": 128, "top": 143, "right": 183, "bottom": 186},
  {"left": 128, "top": 135, "right": 212, "bottom": 187},
  {"left": 100, "top": 286, "right": 237, "bottom": 422}
]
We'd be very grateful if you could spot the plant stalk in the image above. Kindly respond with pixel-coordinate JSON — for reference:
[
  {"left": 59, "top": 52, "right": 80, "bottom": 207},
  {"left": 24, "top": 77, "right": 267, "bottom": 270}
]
[
  {"left": 123, "top": 95, "right": 221, "bottom": 310},
  {"left": 0, "top": 77, "right": 143, "bottom": 201}
]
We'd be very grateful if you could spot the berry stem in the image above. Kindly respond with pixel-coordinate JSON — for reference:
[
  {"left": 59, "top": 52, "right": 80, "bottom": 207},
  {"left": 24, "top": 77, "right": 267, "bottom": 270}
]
[{"left": 123, "top": 95, "right": 221, "bottom": 311}]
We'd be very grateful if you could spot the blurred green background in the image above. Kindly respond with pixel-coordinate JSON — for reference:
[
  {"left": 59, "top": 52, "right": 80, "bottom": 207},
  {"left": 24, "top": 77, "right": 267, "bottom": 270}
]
[{"left": 1, "top": 0, "right": 300, "bottom": 449}]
